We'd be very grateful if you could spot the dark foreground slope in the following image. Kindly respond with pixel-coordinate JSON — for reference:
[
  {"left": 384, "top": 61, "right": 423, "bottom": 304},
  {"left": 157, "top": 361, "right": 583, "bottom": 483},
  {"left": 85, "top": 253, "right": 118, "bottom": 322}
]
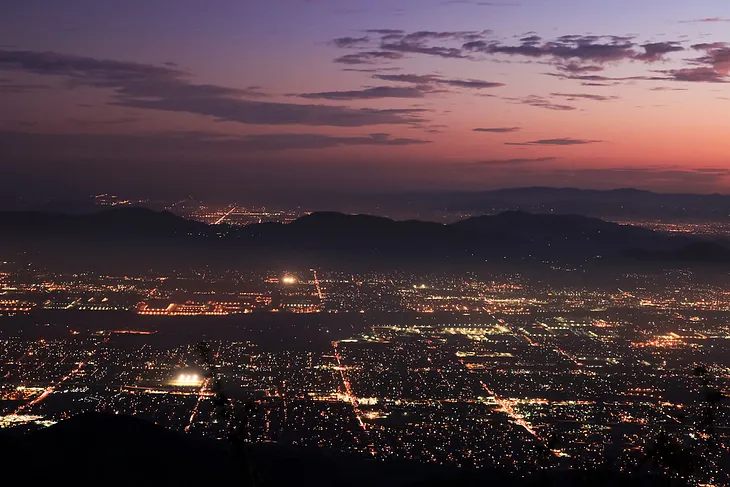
[
  {"left": 0, "top": 208, "right": 726, "bottom": 272},
  {"left": 0, "top": 413, "right": 676, "bottom": 487}
]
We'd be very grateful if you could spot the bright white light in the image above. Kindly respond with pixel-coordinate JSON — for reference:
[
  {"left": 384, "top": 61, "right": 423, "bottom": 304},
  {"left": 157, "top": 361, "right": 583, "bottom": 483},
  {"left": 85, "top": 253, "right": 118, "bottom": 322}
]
[
  {"left": 171, "top": 372, "right": 203, "bottom": 387},
  {"left": 281, "top": 276, "right": 297, "bottom": 285}
]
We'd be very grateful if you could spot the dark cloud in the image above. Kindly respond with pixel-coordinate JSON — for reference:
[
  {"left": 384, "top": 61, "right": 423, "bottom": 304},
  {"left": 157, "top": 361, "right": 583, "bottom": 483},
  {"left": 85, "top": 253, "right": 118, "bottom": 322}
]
[
  {"left": 506, "top": 137, "right": 601, "bottom": 146},
  {"left": 662, "top": 67, "right": 728, "bottom": 83},
  {"left": 548, "top": 41, "right": 729, "bottom": 84},
  {"left": 668, "top": 42, "right": 730, "bottom": 82},
  {"left": 473, "top": 127, "right": 521, "bottom": 133},
  {"left": 550, "top": 92, "right": 618, "bottom": 101},
  {"left": 335, "top": 29, "right": 729, "bottom": 86},
  {"left": 506, "top": 95, "right": 576, "bottom": 111},
  {"left": 400, "top": 31, "right": 485, "bottom": 43},
  {"left": 67, "top": 116, "right": 141, "bottom": 126},
  {"left": 365, "top": 29, "right": 492, "bottom": 60},
  {"left": 0, "top": 79, "right": 51, "bottom": 93},
  {"left": 334, "top": 51, "right": 404, "bottom": 64},
  {"left": 341, "top": 67, "right": 402, "bottom": 73},
  {"left": 1, "top": 130, "right": 430, "bottom": 157},
  {"left": 364, "top": 29, "right": 405, "bottom": 35},
  {"left": 374, "top": 73, "right": 438, "bottom": 84},
  {"left": 475, "top": 157, "right": 558, "bottom": 164},
  {"left": 556, "top": 63, "right": 604, "bottom": 74},
  {"left": 649, "top": 86, "right": 687, "bottom": 91},
  {"left": 545, "top": 72, "right": 666, "bottom": 83},
  {"left": 464, "top": 35, "right": 643, "bottom": 63},
  {"left": 466, "top": 35, "right": 703, "bottom": 84},
  {"left": 680, "top": 18, "right": 730, "bottom": 23},
  {"left": 124, "top": 97, "right": 427, "bottom": 126},
  {"left": 374, "top": 73, "right": 504, "bottom": 89},
  {"left": 520, "top": 35, "right": 542, "bottom": 44},
  {"left": 0, "top": 49, "right": 185, "bottom": 83},
  {"left": 0, "top": 49, "right": 424, "bottom": 126},
  {"left": 380, "top": 41, "right": 466, "bottom": 59},
  {"left": 331, "top": 36, "right": 370, "bottom": 48},
  {"left": 234, "top": 132, "right": 430, "bottom": 151},
  {"left": 444, "top": 78, "right": 504, "bottom": 88},
  {"left": 634, "top": 42, "right": 684, "bottom": 62},
  {"left": 241, "top": 86, "right": 269, "bottom": 98},
  {"left": 298, "top": 85, "right": 426, "bottom": 100},
  {"left": 691, "top": 42, "right": 728, "bottom": 50}
]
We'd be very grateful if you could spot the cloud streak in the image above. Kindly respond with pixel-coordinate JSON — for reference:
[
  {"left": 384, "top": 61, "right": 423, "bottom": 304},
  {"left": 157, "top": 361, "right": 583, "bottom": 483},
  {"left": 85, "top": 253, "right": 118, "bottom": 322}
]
[
  {"left": 298, "top": 85, "right": 426, "bottom": 100},
  {"left": 475, "top": 156, "right": 558, "bottom": 164},
  {"left": 374, "top": 72, "right": 504, "bottom": 89},
  {"left": 473, "top": 127, "right": 521, "bottom": 133},
  {"left": 1, "top": 130, "right": 431, "bottom": 156},
  {"left": 506, "top": 95, "right": 576, "bottom": 111},
  {"left": 506, "top": 137, "right": 602, "bottom": 146},
  {"left": 0, "top": 49, "right": 426, "bottom": 126},
  {"left": 334, "top": 51, "right": 404, "bottom": 64},
  {"left": 331, "top": 36, "right": 370, "bottom": 48},
  {"left": 680, "top": 17, "right": 730, "bottom": 23},
  {"left": 550, "top": 92, "right": 618, "bottom": 101}
]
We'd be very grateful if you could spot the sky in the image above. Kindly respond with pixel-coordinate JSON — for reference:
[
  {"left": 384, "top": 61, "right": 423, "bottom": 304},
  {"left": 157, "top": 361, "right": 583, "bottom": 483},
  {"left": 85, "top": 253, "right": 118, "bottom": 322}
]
[{"left": 1, "top": 0, "right": 729, "bottom": 203}]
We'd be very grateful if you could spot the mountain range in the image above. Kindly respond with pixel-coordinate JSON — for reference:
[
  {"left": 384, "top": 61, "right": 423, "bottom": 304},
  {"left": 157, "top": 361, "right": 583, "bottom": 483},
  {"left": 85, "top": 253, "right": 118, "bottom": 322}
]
[
  {"left": 15, "top": 187, "right": 730, "bottom": 222},
  {"left": 419, "top": 187, "right": 730, "bottom": 221},
  {"left": 0, "top": 207, "right": 726, "bottom": 272}
]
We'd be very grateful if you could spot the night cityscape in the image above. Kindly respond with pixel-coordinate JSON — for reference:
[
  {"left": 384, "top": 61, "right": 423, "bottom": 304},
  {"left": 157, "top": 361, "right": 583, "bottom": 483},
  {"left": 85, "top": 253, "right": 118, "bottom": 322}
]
[
  {"left": 3, "top": 0, "right": 730, "bottom": 485},
  {"left": 1, "top": 261, "right": 729, "bottom": 484}
]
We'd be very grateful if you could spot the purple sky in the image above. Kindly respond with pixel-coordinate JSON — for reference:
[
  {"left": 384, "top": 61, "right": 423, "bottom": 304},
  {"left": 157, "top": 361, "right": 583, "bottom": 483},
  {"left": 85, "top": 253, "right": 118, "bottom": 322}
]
[{"left": 1, "top": 0, "right": 729, "bottom": 202}]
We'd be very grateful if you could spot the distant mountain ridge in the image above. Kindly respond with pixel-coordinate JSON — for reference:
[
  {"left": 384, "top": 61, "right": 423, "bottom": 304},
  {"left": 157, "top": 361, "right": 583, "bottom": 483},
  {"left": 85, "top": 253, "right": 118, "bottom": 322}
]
[
  {"left": 14, "top": 187, "right": 730, "bottom": 222},
  {"left": 421, "top": 187, "right": 730, "bottom": 221},
  {"left": 0, "top": 207, "right": 727, "bottom": 271}
]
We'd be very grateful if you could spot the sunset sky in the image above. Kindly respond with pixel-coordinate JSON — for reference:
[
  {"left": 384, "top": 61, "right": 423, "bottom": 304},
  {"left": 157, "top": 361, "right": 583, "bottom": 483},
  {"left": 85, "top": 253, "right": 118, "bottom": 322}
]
[{"left": 1, "top": 0, "right": 729, "bottom": 201}]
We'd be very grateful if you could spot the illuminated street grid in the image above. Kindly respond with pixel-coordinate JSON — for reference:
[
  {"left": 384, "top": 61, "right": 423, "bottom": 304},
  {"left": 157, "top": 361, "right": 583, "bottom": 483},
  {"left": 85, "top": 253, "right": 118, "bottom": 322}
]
[{"left": 1, "top": 265, "right": 729, "bottom": 484}]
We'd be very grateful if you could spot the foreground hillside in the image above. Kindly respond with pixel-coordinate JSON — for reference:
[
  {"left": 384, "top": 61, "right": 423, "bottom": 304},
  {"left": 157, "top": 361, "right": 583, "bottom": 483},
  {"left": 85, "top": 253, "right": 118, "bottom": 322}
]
[{"left": 0, "top": 413, "right": 676, "bottom": 487}]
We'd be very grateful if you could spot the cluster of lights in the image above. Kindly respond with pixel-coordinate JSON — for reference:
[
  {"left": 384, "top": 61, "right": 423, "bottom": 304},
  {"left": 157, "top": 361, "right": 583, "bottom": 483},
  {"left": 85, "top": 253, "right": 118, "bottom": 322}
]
[
  {"left": 171, "top": 373, "right": 202, "bottom": 387},
  {"left": 281, "top": 275, "right": 297, "bottom": 285}
]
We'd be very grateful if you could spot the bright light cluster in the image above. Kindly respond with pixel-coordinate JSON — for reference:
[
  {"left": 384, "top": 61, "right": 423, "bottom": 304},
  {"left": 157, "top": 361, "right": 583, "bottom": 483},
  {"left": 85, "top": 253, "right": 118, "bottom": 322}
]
[
  {"left": 170, "top": 373, "right": 202, "bottom": 387},
  {"left": 281, "top": 275, "right": 297, "bottom": 285}
]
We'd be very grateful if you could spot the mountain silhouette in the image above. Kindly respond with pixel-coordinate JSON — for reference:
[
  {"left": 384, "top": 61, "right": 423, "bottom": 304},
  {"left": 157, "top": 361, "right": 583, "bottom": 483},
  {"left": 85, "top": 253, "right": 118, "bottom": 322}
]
[
  {"left": 419, "top": 187, "right": 730, "bottom": 221},
  {"left": 0, "top": 207, "right": 725, "bottom": 272},
  {"left": 0, "top": 413, "right": 679, "bottom": 487}
]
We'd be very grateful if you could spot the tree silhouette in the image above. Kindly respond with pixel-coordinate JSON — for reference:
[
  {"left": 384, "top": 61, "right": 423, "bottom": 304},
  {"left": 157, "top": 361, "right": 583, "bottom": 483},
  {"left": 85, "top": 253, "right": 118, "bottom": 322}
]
[{"left": 196, "top": 341, "right": 260, "bottom": 486}]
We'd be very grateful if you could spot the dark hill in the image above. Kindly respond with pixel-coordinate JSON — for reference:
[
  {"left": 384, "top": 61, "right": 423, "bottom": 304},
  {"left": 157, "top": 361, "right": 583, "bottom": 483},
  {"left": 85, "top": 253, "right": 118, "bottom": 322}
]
[
  {"left": 0, "top": 207, "right": 213, "bottom": 238},
  {"left": 0, "top": 208, "right": 723, "bottom": 271},
  {"left": 0, "top": 413, "right": 676, "bottom": 487},
  {"left": 3, "top": 412, "right": 237, "bottom": 484},
  {"left": 452, "top": 211, "right": 678, "bottom": 256},
  {"left": 624, "top": 241, "right": 730, "bottom": 262}
]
